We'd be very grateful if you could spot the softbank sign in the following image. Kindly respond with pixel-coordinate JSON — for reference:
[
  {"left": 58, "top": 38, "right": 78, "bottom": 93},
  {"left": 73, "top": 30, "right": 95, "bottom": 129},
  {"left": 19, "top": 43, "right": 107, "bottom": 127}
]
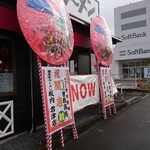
[
  {"left": 70, "top": 75, "right": 100, "bottom": 112},
  {"left": 121, "top": 32, "right": 146, "bottom": 40},
  {"left": 119, "top": 48, "right": 150, "bottom": 57},
  {"left": 128, "top": 48, "right": 150, "bottom": 55}
]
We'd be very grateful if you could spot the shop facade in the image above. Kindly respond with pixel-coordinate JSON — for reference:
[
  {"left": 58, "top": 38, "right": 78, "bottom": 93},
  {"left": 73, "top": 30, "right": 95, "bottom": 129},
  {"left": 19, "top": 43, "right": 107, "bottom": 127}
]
[
  {"left": 0, "top": 0, "right": 120, "bottom": 140},
  {"left": 112, "top": 0, "right": 150, "bottom": 80}
]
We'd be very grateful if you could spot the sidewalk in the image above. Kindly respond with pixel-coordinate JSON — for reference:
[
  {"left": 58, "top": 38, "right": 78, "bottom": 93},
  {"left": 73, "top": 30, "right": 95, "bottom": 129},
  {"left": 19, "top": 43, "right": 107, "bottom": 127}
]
[
  {"left": 0, "top": 91, "right": 149, "bottom": 150},
  {"left": 0, "top": 128, "right": 46, "bottom": 150}
]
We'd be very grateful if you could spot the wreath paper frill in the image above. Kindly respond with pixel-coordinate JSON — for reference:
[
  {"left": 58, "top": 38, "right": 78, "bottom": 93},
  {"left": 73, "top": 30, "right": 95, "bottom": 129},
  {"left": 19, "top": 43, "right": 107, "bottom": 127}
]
[
  {"left": 90, "top": 16, "right": 113, "bottom": 67},
  {"left": 17, "top": 0, "right": 74, "bottom": 65}
]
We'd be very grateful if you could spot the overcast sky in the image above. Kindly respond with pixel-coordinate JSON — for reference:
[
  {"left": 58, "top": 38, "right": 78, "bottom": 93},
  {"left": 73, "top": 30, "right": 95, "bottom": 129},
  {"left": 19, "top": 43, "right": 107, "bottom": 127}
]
[{"left": 99, "top": 0, "right": 143, "bottom": 35}]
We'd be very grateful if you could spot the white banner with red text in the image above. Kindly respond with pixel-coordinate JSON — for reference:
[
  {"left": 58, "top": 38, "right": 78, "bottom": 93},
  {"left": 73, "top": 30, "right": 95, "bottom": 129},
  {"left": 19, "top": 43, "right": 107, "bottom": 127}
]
[
  {"left": 70, "top": 75, "right": 100, "bottom": 112},
  {"left": 99, "top": 67, "right": 114, "bottom": 107},
  {"left": 41, "top": 67, "right": 75, "bottom": 135}
]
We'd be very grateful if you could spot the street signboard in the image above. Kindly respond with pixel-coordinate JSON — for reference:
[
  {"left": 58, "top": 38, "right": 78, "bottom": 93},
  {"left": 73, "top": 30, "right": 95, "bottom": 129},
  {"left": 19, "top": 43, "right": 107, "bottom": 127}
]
[{"left": 64, "top": 0, "right": 100, "bottom": 24}]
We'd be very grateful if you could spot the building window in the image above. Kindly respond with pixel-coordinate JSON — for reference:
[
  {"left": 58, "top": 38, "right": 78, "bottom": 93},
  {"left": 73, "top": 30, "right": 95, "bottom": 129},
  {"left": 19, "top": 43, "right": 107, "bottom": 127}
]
[
  {"left": 121, "top": 8, "right": 146, "bottom": 19},
  {"left": 69, "top": 47, "right": 91, "bottom": 75},
  {"left": 121, "top": 20, "right": 146, "bottom": 31},
  {"left": 123, "top": 68, "right": 128, "bottom": 78},
  {"left": 128, "top": 62, "right": 135, "bottom": 67},
  {"left": 122, "top": 60, "right": 150, "bottom": 79},
  {"left": 91, "top": 53, "right": 96, "bottom": 74},
  {"left": 0, "top": 37, "right": 16, "bottom": 96},
  {"left": 129, "top": 68, "right": 135, "bottom": 78},
  {"left": 69, "top": 50, "right": 78, "bottom": 75}
]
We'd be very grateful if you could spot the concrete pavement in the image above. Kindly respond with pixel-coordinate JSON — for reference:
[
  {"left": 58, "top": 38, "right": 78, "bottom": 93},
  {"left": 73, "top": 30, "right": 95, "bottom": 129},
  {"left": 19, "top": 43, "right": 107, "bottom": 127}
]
[
  {"left": 64, "top": 95, "right": 150, "bottom": 150},
  {"left": 0, "top": 92, "right": 149, "bottom": 150}
]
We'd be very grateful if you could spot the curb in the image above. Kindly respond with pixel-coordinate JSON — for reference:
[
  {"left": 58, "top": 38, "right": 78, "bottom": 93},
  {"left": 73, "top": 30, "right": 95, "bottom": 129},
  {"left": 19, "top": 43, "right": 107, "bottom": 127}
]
[
  {"left": 125, "top": 96, "right": 138, "bottom": 106},
  {"left": 142, "top": 93, "right": 150, "bottom": 100},
  {"left": 117, "top": 93, "right": 150, "bottom": 110}
]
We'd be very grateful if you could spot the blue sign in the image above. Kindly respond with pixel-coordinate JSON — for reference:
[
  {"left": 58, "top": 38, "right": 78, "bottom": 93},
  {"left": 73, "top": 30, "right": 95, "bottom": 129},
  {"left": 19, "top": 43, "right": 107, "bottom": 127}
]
[{"left": 144, "top": 68, "right": 150, "bottom": 78}]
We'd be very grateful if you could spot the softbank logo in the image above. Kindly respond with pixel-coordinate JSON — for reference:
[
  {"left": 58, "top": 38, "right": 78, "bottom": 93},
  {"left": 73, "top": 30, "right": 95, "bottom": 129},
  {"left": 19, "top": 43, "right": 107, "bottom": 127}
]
[
  {"left": 121, "top": 32, "right": 146, "bottom": 40},
  {"left": 128, "top": 48, "right": 150, "bottom": 55},
  {"left": 119, "top": 48, "right": 150, "bottom": 56}
]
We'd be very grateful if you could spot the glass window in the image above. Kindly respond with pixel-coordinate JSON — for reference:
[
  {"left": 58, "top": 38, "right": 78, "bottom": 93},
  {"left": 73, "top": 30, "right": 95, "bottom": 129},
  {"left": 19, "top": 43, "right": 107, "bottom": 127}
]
[
  {"left": 129, "top": 68, "right": 135, "bottom": 78},
  {"left": 0, "top": 37, "right": 16, "bottom": 95},
  {"left": 122, "top": 60, "right": 150, "bottom": 79},
  {"left": 121, "top": 20, "right": 146, "bottom": 31},
  {"left": 78, "top": 53, "right": 90, "bottom": 74},
  {"left": 141, "top": 61, "right": 149, "bottom": 67},
  {"left": 121, "top": 8, "right": 146, "bottom": 19},
  {"left": 122, "top": 64, "right": 128, "bottom": 67},
  {"left": 136, "top": 62, "right": 140, "bottom": 67},
  {"left": 136, "top": 68, "right": 141, "bottom": 78},
  {"left": 91, "top": 53, "right": 96, "bottom": 74},
  {"left": 123, "top": 68, "right": 128, "bottom": 78},
  {"left": 129, "top": 62, "right": 135, "bottom": 67},
  {"left": 123, "top": 68, "right": 128, "bottom": 74},
  {"left": 69, "top": 48, "right": 91, "bottom": 75},
  {"left": 69, "top": 51, "right": 78, "bottom": 75}
]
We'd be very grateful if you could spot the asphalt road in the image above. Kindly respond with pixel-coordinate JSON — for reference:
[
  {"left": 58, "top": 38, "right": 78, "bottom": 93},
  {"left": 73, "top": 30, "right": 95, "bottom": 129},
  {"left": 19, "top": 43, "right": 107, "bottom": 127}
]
[{"left": 64, "top": 96, "right": 150, "bottom": 150}]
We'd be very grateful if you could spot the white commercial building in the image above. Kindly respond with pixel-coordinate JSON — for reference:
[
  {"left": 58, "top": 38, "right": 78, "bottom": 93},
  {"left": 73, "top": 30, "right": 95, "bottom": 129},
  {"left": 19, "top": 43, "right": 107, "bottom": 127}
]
[{"left": 112, "top": 0, "right": 150, "bottom": 80}]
